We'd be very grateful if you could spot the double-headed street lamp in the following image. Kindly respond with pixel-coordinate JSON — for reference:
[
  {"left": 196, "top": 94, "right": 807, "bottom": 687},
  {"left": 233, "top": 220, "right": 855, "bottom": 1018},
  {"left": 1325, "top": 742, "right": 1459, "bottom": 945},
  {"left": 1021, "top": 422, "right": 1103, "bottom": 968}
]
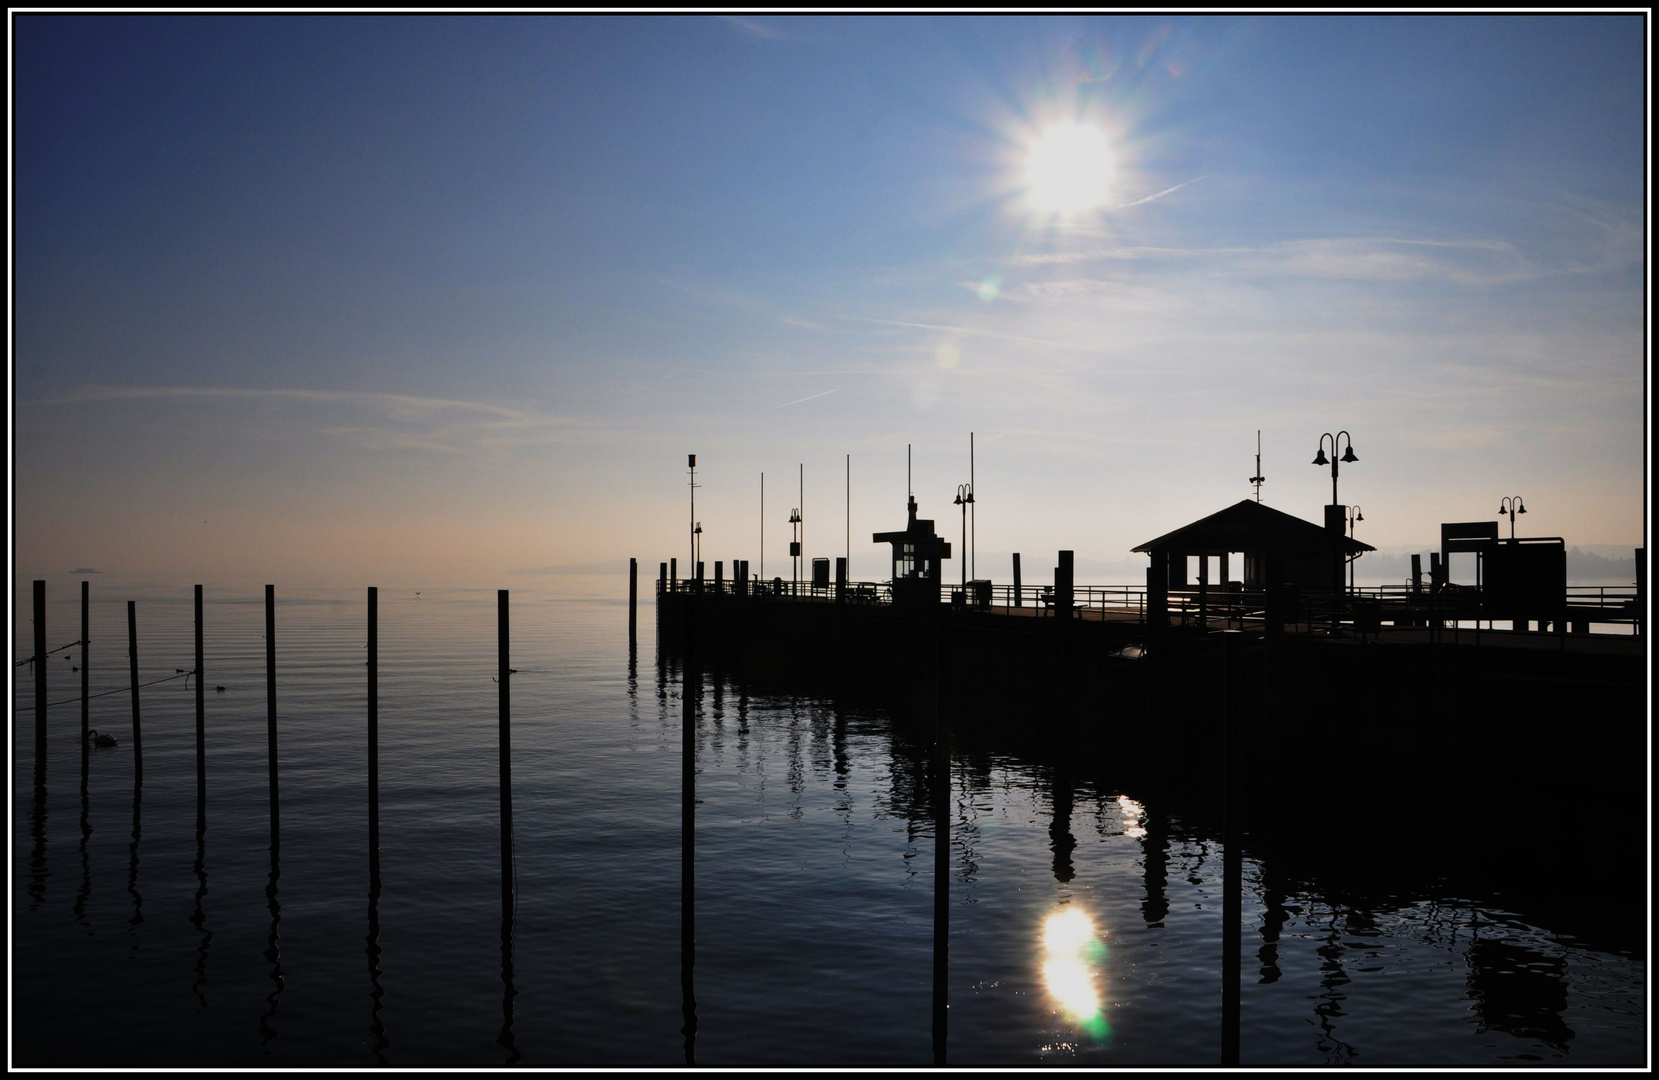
[
  {"left": 953, "top": 483, "right": 974, "bottom": 590},
  {"left": 1312, "top": 431, "right": 1358, "bottom": 505},
  {"left": 1499, "top": 496, "right": 1526, "bottom": 541}
]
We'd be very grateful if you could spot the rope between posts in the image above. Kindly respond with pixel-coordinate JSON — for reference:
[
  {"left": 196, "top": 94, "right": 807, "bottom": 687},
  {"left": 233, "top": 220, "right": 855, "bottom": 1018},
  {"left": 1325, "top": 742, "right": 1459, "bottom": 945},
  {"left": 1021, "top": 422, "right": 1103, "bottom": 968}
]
[
  {"left": 16, "top": 669, "right": 193, "bottom": 711},
  {"left": 15, "top": 639, "right": 84, "bottom": 667}
]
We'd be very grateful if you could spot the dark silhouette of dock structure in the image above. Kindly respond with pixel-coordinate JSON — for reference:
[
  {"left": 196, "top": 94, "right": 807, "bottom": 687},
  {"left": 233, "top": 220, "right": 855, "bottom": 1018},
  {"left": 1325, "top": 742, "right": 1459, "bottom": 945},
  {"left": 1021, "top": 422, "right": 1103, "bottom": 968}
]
[{"left": 653, "top": 493, "right": 1645, "bottom": 815}]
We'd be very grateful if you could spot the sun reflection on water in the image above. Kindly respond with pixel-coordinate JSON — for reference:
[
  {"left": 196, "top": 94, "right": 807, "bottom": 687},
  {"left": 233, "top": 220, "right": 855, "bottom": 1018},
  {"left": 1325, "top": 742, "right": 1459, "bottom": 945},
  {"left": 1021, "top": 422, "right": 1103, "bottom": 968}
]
[{"left": 1041, "top": 907, "right": 1110, "bottom": 1042}]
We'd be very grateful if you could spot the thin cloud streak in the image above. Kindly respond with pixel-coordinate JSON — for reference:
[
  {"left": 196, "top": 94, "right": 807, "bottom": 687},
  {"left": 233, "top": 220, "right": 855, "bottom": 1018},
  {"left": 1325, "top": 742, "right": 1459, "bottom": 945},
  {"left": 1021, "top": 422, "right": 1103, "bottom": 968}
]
[
  {"left": 757, "top": 388, "right": 838, "bottom": 414},
  {"left": 1111, "top": 176, "right": 1204, "bottom": 209}
]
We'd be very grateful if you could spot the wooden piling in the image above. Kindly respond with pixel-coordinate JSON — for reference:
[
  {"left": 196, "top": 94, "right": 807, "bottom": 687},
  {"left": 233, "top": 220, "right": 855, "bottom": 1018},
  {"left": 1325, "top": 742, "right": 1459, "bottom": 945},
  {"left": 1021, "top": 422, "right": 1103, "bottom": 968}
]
[
  {"left": 81, "top": 581, "right": 90, "bottom": 765},
  {"left": 499, "top": 590, "right": 513, "bottom": 920},
  {"left": 368, "top": 587, "right": 379, "bottom": 884},
  {"left": 1055, "top": 551, "right": 1074, "bottom": 620},
  {"left": 629, "top": 558, "right": 638, "bottom": 643},
  {"left": 33, "top": 580, "right": 46, "bottom": 772},
  {"left": 680, "top": 564, "right": 699, "bottom": 1063},
  {"left": 1012, "top": 553, "right": 1022, "bottom": 607},
  {"left": 265, "top": 585, "right": 279, "bottom": 845},
  {"left": 1221, "top": 632, "right": 1244, "bottom": 1065},
  {"left": 194, "top": 584, "right": 205, "bottom": 811},
  {"left": 127, "top": 600, "right": 142, "bottom": 782},
  {"left": 931, "top": 607, "right": 950, "bottom": 1065}
]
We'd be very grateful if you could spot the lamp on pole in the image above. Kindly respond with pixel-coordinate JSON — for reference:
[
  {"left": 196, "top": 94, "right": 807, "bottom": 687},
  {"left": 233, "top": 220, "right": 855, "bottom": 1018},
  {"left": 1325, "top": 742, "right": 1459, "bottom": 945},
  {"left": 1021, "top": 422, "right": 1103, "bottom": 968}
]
[
  {"left": 1499, "top": 496, "right": 1526, "bottom": 541},
  {"left": 1311, "top": 431, "right": 1357, "bottom": 505},
  {"left": 687, "top": 454, "right": 699, "bottom": 571},
  {"left": 788, "top": 507, "right": 802, "bottom": 594},
  {"left": 693, "top": 522, "right": 703, "bottom": 569},
  {"left": 1346, "top": 505, "right": 1364, "bottom": 592},
  {"left": 953, "top": 484, "right": 974, "bottom": 590}
]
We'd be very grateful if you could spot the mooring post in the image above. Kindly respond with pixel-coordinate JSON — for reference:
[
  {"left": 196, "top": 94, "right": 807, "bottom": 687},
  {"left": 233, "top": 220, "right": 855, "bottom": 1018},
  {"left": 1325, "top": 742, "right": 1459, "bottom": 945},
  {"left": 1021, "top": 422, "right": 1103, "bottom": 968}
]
[
  {"left": 128, "top": 600, "right": 142, "bottom": 783},
  {"left": 266, "top": 584, "right": 279, "bottom": 846},
  {"left": 81, "top": 581, "right": 90, "bottom": 765},
  {"left": 1056, "top": 551, "right": 1074, "bottom": 621},
  {"left": 680, "top": 559, "right": 699, "bottom": 1064},
  {"left": 368, "top": 587, "right": 379, "bottom": 884},
  {"left": 499, "top": 590, "right": 513, "bottom": 921},
  {"left": 629, "top": 557, "right": 639, "bottom": 644},
  {"left": 671, "top": 557, "right": 678, "bottom": 593},
  {"left": 194, "top": 584, "right": 206, "bottom": 812},
  {"left": 1012, "top": 553, "right": 1022, "bottom": 608},
  {"left": 932, "top": 605, "right": 950, "bottom": 1065},
  {"left": 1221, "top": 631, "right": 1244, "bottom": 1065},
  {"left": 34, "top": 580, "right": 46, "bottom": 773}
]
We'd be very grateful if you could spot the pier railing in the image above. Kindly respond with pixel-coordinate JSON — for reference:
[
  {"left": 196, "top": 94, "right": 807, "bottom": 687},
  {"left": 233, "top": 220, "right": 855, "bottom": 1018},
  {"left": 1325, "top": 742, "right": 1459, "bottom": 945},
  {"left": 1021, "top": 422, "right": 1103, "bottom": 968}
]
[{"left": 657, "top": 576, "right": 1642, "bottom": 640}]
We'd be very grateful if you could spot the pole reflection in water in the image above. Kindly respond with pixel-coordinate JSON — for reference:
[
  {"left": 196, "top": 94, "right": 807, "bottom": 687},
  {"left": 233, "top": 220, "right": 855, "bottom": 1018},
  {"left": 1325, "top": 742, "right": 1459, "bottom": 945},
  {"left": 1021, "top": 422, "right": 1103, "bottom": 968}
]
[
  {"left": 259, "top": 844, "right": 284, "bottom": 1047},
  {"left": 366, "top": 872, "right": 388, "bottom": 1064},
  {"left": 126, "top": 784, "right": 143, "bottom": 950},
  {"left": 75, "top": 774, "right": 92, "bottom": 928},
  {"left": 1049, "top": 766, "right": 1075, "bottom": 885},
  {"left": 190, "top": 812, "right": 211, "bottom": 1007},
  {"left": 497, "top": 911, "right": 519, "bottom": 1064},
  {"left": 30, "top": 758, "right": 47, "bottom": 910},
  {"left": 680, "top": 588, "right": 699, "bottom": 1066}
]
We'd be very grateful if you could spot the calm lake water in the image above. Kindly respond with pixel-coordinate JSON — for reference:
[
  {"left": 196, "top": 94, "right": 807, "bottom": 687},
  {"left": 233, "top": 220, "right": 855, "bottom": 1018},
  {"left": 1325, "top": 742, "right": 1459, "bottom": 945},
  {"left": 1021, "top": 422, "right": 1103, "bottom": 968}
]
[{"left": 12, "top": 574, "right": 1646, "bottom": 1066}]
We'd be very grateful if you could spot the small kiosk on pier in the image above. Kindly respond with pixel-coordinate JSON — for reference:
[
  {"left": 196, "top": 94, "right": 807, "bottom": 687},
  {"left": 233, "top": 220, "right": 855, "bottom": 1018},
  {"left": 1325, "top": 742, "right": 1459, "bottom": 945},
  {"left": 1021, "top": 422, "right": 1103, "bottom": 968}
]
[{"left": 873, "top": 496, "right": 953, "bottom": 606}]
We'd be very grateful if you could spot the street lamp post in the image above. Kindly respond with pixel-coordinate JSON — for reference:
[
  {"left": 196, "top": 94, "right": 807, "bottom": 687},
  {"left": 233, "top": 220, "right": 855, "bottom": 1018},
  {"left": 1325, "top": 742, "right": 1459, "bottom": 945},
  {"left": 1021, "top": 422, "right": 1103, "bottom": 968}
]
[
  {"left": 1346, "top": 505, "right": 1364, "bottom": 592},
  {"left": 788, "top": 507, "right": 802, "bottom": 594},
  {"left": 953, "top": 484, "right": 974, "bottom": 592},
  {"left": 688, "top": 454, "right": 699, "bottom": 573},
  {"left": 1311, "top": 431, "right": 1358, "bottom": 506},
  {"left": 1499, "top": 496, "right": 1526, "bottom": 541},
  {"left": 693, "top": 522, "right": 703, "bottom": 571}
]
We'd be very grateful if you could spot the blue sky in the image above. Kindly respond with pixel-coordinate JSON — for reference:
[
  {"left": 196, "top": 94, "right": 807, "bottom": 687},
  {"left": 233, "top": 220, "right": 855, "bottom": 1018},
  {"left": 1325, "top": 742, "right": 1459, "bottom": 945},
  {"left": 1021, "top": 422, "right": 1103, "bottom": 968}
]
[{"left": 13, "top": 15, "right": 1647, "bottom": 585}]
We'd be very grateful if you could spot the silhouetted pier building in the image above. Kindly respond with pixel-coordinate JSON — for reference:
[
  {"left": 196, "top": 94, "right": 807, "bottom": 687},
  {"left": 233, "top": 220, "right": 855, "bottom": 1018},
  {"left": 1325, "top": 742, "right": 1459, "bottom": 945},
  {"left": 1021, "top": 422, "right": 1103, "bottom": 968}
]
[
  {"left": 873, "top": 496, "right": 952, "bottom": 606},
  {"left": 1132, "top": 499, "right": 1375, "bottom": 629}
]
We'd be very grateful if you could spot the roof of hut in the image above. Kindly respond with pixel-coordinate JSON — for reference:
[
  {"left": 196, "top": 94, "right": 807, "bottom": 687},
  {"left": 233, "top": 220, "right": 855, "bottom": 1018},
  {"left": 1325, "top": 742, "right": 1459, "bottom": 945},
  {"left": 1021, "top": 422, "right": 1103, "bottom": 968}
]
[{"left": 1132, "top": 499, "right": 1374, "bottom": 555}]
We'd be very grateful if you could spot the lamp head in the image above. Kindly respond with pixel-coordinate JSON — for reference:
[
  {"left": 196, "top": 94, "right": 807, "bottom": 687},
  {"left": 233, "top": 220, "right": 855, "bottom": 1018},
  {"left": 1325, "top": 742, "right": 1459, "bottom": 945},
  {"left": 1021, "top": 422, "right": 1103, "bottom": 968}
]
[
  {"left": 953, "top": 492, "right": 963, "bottom": 506},
  {"left": 1312, "top": 448, "right": 1329, "bottom": 466},
  {"left": 1340, "top": 445, "right": 1358, "bottom": 464},
  {"left": 1356, "top": 510, "right": 1364, "bottom": 522},
  {"left": 1518, "top": 501, "right": 1527, "bottom": 514}
]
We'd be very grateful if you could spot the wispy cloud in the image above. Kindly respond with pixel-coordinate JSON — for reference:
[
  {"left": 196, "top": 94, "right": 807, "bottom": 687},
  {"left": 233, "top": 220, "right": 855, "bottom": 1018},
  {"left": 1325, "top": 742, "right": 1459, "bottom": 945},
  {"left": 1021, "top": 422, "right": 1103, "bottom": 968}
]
[
  {"left": 38, "top": 385, "right": 593, "bottom": 454},
  {"left": 720, "top": 15, "right": 785, "bottom": 40}
]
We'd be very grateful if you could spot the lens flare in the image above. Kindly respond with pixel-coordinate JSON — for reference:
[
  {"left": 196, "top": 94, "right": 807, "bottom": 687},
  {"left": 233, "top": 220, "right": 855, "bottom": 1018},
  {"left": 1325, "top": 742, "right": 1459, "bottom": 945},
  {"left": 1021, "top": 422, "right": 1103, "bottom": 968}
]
[{"left": 1025, "top": 122, "right": 1114, "bottom": 214}]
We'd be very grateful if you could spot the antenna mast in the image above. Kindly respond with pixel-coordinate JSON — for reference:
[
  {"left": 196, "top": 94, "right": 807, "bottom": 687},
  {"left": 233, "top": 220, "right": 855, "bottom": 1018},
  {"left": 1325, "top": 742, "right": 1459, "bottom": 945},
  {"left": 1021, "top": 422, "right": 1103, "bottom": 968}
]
[{"left": 1249, "top": 431, "right": 1266, "bottom": 503}]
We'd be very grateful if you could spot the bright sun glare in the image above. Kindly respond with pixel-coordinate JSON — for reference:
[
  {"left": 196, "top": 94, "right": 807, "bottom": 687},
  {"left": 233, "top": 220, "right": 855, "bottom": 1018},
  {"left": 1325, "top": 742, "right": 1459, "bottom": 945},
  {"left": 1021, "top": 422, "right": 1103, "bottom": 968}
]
[{"left": 1025, "top": 122, "right": 1114, "bottom": 215}]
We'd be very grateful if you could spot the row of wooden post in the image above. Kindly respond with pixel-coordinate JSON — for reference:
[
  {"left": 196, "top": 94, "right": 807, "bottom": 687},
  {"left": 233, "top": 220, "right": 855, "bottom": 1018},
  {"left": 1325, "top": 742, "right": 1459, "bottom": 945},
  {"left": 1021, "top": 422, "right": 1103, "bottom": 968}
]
[{"left": 27, "top": 580, "right": 515, "bottom": 901}]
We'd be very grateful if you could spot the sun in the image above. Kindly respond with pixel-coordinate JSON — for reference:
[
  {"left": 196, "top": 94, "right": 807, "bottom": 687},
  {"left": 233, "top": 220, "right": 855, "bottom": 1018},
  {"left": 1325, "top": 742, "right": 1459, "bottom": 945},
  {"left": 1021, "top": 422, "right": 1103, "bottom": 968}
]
[{"left": 1025, "top": 122, "right": 1115, "bottom": 215}]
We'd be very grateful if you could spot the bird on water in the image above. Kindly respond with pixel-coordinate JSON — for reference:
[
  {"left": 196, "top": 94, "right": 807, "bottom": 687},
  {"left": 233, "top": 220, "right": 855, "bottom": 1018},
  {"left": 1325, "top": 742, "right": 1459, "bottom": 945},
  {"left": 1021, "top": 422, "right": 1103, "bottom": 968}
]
[{"left": 87, "top": 730, "right": 118, "bottom": 748}]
